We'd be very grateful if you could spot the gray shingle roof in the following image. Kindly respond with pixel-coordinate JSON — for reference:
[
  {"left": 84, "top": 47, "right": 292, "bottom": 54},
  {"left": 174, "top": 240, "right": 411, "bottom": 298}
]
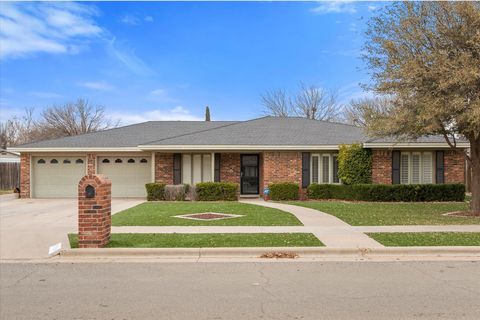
[
  {"left": 15, "top": 121, "right": 238, "bottom": 148},
  {"left": 143, "top": 116, "right": 367, "bottom": 146},
  {"left": 13, "top": 116, "right": 458, "bottom": 149}
]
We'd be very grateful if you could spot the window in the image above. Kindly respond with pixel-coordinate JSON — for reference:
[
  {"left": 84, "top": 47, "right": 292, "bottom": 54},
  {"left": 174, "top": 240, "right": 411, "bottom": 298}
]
[
  {"left": 76, "top": 159, "right": 84, "bottom": 164},
  {"left": 127, "top": 159, "right": 135, "bottom": 163},
  {"left": 102, "top": 159, "right": 110, "bottom": 163},
  {"left": 400, "top": 152, "right": 433, "bottom": 184},
  {"left": 182, "top": 154, "right": 213, "bottom": 185},
  {"left": 50, "top": 159, "right": 58, "bottom": 164},
  {"left": 63, "top": 159, "right": 71, "bottom": 164},
  {"left": 37, "top": 159, "right": 46, "bottom": 164},
  {"left": 310, "top": 153, "right": 339, "bottom": 184},
  {"left": 140, "top": 158, "right": 148, "bottom": 163},
  {"left": 115, "top": 159, "right": 123, "bottom": 163}
]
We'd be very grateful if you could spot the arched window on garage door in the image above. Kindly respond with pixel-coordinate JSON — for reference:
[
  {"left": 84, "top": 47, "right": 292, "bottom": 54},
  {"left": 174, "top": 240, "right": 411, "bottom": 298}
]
[
  {"left": 37, "top": 159, "right": 46, "bottom": 164},
  {"left": 50, "top": 159, "right": 59, "bottom": 164},
  {"left": 102, "top": 159, "right": 110, "bottom": 163}
]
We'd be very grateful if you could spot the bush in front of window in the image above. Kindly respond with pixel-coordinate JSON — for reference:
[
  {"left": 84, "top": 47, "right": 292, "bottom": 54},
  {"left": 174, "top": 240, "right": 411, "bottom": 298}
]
[
  {"left": 337, "top": 144, "right": 372, "bottom": 185},
  {"left": 195, "top": 182, "right": 239, "bottom": 201},
  {"left": 269, "top": 182, "right": 300, "bottom": 201},
  {"left": 145, "top": 183, "right": 166, "bottom": 201},
  {"left": 307, "top": 183, "right": 465, "bottom": 202}
]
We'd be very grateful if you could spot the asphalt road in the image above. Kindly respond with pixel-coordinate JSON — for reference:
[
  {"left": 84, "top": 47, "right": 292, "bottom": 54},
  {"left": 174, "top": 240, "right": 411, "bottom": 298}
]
[{"left": 1, "top": 261, "right": 479, "bottom": 320}]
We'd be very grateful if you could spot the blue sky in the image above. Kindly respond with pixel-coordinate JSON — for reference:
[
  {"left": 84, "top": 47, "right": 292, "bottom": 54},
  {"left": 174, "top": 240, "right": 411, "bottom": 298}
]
[{"left": 0, "top": 1, "right": 384, "bottom": 124}]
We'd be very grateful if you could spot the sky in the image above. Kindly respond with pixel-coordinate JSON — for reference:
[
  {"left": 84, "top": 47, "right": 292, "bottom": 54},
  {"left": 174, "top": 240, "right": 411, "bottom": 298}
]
[{"left": 0, "top": 1, "right": 385, "bottom": 125}]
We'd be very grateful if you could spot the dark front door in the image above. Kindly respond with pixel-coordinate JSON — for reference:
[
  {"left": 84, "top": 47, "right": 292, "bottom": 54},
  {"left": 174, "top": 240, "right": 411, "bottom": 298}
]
[{"left": 241, "top": 154, "right": 259, "bottom": 194}]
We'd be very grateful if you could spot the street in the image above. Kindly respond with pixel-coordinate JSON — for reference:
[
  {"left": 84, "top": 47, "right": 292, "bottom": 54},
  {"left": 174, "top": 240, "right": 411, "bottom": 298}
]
[{"left": 1, "top": 260, "right": 479, "bottom": 319}]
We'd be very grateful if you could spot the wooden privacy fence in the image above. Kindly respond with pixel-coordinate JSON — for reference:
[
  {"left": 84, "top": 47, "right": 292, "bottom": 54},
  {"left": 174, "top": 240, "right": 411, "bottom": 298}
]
[{"left": 0, "top": 162, "right": 20, "bottom": 190}]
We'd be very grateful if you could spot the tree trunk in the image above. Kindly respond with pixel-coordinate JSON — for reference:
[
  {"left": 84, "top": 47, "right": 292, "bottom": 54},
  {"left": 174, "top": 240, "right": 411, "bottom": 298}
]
[{"left": 469, "top": 136, "right": 480, "bottom": 215}]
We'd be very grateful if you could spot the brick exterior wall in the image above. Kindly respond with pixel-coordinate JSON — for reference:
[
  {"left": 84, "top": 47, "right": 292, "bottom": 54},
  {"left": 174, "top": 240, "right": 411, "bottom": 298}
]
[
  {"left": 444, "top": 150, "right": 465, "bottom": 184},
  {"left": 77, "top": 174, "right": 111, "bottom": 248},
  {"left": 263, "top": 152, "right": 302, "bottom": 187},
  {"left": 20, "top": 153, "right": 31, "bottom": 198},
  {"left": 155, "top": 153, "right": 174, "bottom": 184},
  {"left": 219, "top": 153, "right": 241, "bottom": 183},
  {"left": 372, "top": 150, "right": 392, "bottom": 184},
  {"left": 86, "top": 153, "right": 96, "bottom": 175}
]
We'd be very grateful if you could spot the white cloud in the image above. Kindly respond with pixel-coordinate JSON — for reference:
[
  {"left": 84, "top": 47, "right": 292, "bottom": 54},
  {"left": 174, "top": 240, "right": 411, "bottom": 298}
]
[
  {"left": 368, "top": 5, "right": 378, "bottom": 12},
  {"left": 0, "top": 2, "right": 102, "bottom": 59},
  {"left": 106, "top": 37, "right": 154, "bottom": 76},
  {"left": 110, "top": 106, "right": 202, "bottom": 125},
  {"left": 78, "top": 81, "right": 114, "bottom": 91},
  {"left": 120, "top": 14, "right": 154, "bottom": 25},
  {"left": 310, "top": 1, "right": 357, "bottom": 15},
  {"left": 120, "top": 14, "right": 139, "bottom": 25}
]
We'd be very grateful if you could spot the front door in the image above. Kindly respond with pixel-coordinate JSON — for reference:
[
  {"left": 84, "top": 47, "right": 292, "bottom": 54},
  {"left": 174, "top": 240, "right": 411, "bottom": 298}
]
[{"left": 241, "top": 154, "right": 259, "bottom": 194}]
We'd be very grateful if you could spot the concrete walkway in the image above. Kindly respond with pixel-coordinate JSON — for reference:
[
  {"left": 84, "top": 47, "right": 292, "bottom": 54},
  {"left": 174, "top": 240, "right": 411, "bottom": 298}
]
[
  {"left": 240, "top": 199, "right": 384, "bottom": 247},
  {"left": 354, "top": 225, "right": 480, "bottom": 233}
]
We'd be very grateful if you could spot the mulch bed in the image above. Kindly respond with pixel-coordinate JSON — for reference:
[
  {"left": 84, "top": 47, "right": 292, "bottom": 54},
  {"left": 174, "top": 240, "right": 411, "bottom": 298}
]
[{"left": 186, "top": 213, "right": 233, "bottom": 220}]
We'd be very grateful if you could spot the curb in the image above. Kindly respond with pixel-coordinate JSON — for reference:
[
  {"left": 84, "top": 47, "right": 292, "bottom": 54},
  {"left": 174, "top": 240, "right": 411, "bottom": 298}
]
[{"left": 60, "top": 246, "right": 480, "bottom": 259}]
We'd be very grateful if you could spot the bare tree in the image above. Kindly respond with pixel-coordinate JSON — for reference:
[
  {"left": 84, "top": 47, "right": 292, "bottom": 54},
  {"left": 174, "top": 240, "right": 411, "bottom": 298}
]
[
  {"left": 38, "top": 98, "right": 117, "bottom": 139},
  {"left": 261, "top": 83, "right": 341, "bottom": 121},
  {"left": 344, "top": 96, "right": 392, "bottom": 127},
  {"left": 0, "top": 108, "right": 38, "bottom": 148},
  {"left": 1, "top": 99, "right": 117, "bottom": 147},
  {"left": 261, "top": 89, "right": 292, "bottom": 117},
  {"left": 294, "top": 83, "right": 341, "bottom": 121}
]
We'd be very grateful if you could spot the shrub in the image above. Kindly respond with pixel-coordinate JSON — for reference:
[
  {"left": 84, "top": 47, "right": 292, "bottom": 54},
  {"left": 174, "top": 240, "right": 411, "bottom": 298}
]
[
  {"left": 307, "top": 183, "right": 465, "bottom": 202},
  {"left": 145, "top": 183, "right": 165, "bottom": 201},
  {"left": 164, "top": 184, "right": 189, "bottom": 201},
  {"left": 195, "top": 182, "right": 238, "bottom": 201},
  {"left": 269, "top": 182, "right": 299, "bottom": 201},
  {"left": 337, "top": 144, "right": 372, "bottom": 185}
]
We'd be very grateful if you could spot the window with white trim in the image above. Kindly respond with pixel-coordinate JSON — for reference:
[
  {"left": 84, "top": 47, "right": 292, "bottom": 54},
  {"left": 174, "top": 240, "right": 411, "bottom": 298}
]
[
  {"left": 181, "top": 154, "right": 213, "bottom": 185},
  {"left": 400, "top": 152, "right": 433, "bottom": 184},
  {"left": 311, "top": 153, "right": 340, "bottom": 184}
]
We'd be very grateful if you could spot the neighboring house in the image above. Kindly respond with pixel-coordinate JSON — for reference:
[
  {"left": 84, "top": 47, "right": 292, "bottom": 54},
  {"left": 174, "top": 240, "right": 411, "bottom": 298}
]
[
  {"left": 0, "top": 149, "right": 20, "bottom": 163},
  {"left": 9, "top": 116, "right": 468, "bottom": 198}
]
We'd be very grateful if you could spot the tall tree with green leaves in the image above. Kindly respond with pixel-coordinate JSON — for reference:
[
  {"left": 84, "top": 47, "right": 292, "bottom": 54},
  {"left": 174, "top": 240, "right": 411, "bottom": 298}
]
[
  {"left": 205, "top": 106, "right": 211, "bottom": 121},
  {"left": 363, "top": 1, "right": 480, "bottom": 214}
]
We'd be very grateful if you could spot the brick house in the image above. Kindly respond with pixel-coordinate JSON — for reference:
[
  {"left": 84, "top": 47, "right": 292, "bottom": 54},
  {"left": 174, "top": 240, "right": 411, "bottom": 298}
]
[{"left": 9, "top": 116, "right": 468, "bottom": 198}]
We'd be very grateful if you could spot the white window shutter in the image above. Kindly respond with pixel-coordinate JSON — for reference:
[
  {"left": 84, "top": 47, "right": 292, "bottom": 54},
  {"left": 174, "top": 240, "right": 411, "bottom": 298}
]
[
  {"left": 412, "top": 154, "right": 421, "bottom": 184},
  {"left": 422, "top": 152, "right": 433, "bottom": 184}
]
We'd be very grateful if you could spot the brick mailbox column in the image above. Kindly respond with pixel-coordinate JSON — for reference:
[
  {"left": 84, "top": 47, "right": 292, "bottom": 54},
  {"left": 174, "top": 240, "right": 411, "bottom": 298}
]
[{"left": 78, "top": 174, "right": 112, "bottom": 248}]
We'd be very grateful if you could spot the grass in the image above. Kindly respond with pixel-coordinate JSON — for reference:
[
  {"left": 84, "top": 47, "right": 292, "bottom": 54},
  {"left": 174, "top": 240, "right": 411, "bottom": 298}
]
[
  {"left": 288, "top": 201, "right": 479, "bottom": 226},
  {"left": 112, "top": 202, "right": 302, "bottom": 226},
  {"left": 368, "top": 232, "right": 480, "bottom": 246},
  {"left": 0, "top": 189, "right": 13, "bottom": 195},
  {"left": 68, "top": 233, "right": 323, "bottom": 248}
]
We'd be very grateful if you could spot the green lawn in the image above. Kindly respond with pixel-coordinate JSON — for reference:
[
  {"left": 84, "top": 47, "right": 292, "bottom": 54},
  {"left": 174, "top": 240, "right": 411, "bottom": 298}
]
[
  {"left": 68, "top": 233, "right": 323, "bottom": 248},
  {"left": 0, "top": 189, "right": 13, "bottom": 195},
  {"left": 288, "top": 201, "right": 479, "bottom": 226},
  {"left": 368, "top": 232, "right": 480, "bottom": 246},
  {"left": 112, "top": 202, "right": 302, "bottom": 226}
]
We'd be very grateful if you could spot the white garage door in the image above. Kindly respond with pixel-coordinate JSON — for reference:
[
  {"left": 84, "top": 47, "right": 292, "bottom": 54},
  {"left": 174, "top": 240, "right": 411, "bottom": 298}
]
[
  {"left": 32, "top": 156, "right": 86, "bottom": 198},
  {"left": 97, "top": 156, "right": 151, "bottom": 197}
]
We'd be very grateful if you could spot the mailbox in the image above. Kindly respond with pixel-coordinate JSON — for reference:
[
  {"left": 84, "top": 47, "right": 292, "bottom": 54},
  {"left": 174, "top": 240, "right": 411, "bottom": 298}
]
[{"left": 85, "top": 185, "right": 95, "bottom": 198}]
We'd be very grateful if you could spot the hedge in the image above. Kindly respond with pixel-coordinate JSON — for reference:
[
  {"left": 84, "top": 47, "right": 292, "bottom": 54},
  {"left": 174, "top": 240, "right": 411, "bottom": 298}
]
[
  {"left": 269, "top": 182, "right": 300, "bottom": 201},
  {"left": 307, "top": 183, "right": 465, "bottom": 202},
  {"left": 145, "top": 183, "right": 166, "bottom": 201},
  {"left": 195, "top": 182, "right": 239, "bottom": 201},
  {"left": 164, "top": 184, "right": 189, "bottom": 201},
  {"left": 337, "top": 144, "right": 372, "bottom": 185}
]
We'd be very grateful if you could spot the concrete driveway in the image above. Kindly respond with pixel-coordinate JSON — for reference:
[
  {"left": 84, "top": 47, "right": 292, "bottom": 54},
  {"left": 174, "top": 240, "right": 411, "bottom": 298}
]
[{"left": 0, "top": 195, "right": 143, "bottom": 260}]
